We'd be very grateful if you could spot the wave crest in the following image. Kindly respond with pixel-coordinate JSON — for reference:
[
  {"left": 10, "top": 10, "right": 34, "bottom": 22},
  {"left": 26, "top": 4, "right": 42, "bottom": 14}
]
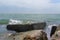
[{"left": 9, "top": 19, "right": 34, "bottom": 24}]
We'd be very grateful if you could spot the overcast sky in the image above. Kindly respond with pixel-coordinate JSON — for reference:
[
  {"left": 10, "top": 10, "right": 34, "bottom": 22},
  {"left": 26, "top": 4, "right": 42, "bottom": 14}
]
[{"left": 0, "top": 0, "right": 60, "bottom": 13}]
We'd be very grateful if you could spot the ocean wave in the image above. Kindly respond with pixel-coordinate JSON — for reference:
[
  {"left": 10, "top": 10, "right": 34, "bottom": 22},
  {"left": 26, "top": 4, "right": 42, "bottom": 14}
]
[
  {"left": 0, "top": 19, "right": 34, "bottom": 24},
  {"left": 8, "top": 19, "right": 35, "bottom": 24},
  {"left": 0, "top": 19, "right": 37, "bottom": 24}
]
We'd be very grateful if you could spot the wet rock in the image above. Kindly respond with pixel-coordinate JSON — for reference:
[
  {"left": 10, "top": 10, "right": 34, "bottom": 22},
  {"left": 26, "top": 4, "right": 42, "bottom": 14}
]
[
  {"left": 6, "top": 22, "right": 46, "bottom": 32},
  {"left": 51, "top": 25, "right": 60, "bottom": 40},
  {"left": 50, "top": 26, "right": 57, "bottom": 37},
  {"left": 23, "top": 30, "right": 48, "bottom": 40},
  {"left": 33, "top": 22, "right": 46, "bottom": 30},
  {"left": 7, "top": 24, "right": 34, "bottom": 32}
]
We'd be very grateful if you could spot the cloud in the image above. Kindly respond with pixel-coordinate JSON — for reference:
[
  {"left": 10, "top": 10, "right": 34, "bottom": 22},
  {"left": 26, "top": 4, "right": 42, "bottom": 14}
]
[
  {"left": 0, "top": 0, "right": 60, "bottom": 13},
  {"left": 0, "top": 0, "right": 50, "bottom": 8}
]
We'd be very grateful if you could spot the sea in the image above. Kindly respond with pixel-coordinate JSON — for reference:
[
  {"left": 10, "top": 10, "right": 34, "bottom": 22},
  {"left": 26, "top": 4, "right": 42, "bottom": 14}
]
[{"left": 0, "top": 14, "right": 60, "bottom": 40}]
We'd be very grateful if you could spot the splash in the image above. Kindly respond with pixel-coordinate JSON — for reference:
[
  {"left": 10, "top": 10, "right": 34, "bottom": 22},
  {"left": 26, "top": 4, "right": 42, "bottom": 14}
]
[
  {"left": 45, "top": 24, "right": 57, "bottom": 40},
  {"left": 9, "top": 19, "right": 23, "bottom": 24},
  {"left": 9, "top": 19, "right": 34, "bottom": 24}
]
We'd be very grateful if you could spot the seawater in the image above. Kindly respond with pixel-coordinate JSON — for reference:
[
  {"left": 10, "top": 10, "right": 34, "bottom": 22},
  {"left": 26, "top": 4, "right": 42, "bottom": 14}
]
[
  {"left": 0, "top": 14, "right": 60, "bottom": 24},
  {"left": 0, "top": 14, "right": 60, "bottom": 40}
]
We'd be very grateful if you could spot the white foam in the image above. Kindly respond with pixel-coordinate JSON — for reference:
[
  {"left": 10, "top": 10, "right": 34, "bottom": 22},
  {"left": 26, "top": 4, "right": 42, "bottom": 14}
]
[
  {"left": 8, "top": 19, "right": 34, "bottom": 24},
  {"left": 45, "top": 24, "right": 57, "bottom": 40},
  {"left": 9, "top": 19, "right": 23, "bottom": 24}
]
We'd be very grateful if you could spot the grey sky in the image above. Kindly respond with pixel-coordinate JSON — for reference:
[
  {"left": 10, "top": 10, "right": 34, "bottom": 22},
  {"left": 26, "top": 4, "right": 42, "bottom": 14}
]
[{"left": 0, "top": 0, "right": 60, "bottom": 13}]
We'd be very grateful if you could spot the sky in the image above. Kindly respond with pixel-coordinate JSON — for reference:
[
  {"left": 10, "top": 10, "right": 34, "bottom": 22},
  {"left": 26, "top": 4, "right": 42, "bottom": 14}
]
[{"left": 0, "top": 0, "right": 60, "bottom": 14}]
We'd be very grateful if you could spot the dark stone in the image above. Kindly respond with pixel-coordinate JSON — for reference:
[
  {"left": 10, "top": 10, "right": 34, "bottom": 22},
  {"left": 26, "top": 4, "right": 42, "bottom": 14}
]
[
  {"left": 7, "top": 24, "right": 34, "bottom": 32},
  {"left": 50, "top": 26, "right": 57, "bottom": 37},
  {"left": 6, "top": 22, "right": 46, "bottom": 32},
  {"left": 32, "top": 22, "right": 46, "bottom": 30}
]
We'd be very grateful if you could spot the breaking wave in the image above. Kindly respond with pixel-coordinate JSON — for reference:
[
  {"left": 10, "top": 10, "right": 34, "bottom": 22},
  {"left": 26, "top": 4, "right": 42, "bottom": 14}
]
[{"left": 0, "top": 19, "right": 36, "bottom": 24}]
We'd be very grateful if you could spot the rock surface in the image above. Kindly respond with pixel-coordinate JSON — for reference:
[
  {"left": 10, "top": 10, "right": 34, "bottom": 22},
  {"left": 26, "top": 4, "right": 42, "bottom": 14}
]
[
  {"left": 50, "top": 26, "right": 57, "bottom": 37},
  {"left": 51, "top": 25, "right": 60, "bottom": 40},
  {"left": 51, "top": 30, "right": 60, "bottom": 40},
  {"left": 5, "top": 30, "right": 48, "bottom": 40},
  {"left": 7, "top": 22, "right": 46, "bottom": 32},
  {"left": 23, "top": 30, "right": 48, "bottom": 40},
  {"left": 7, "top": 24, "right": 34, "bottom": 32}
]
